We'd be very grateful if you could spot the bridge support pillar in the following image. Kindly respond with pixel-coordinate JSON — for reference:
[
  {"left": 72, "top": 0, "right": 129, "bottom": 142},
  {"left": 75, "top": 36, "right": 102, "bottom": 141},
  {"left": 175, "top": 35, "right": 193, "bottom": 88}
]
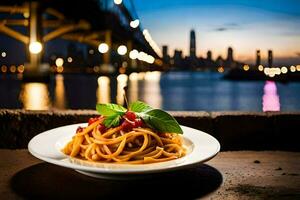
[
  {"left": 24, "top": 1, "right": 48, "bottom": 81},
  {"left": 103, "top": 30, "right": 111, "bottom": 64},
  {"left": 127, "top": 40, "right": 136, "bottom": 70}
]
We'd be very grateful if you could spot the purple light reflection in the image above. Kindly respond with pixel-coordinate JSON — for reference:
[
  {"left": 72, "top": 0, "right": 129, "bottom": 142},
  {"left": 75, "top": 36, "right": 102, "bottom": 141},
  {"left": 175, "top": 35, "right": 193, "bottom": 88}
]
[{"left": 262, "top": 81, "right": 280, "bottom": 112}]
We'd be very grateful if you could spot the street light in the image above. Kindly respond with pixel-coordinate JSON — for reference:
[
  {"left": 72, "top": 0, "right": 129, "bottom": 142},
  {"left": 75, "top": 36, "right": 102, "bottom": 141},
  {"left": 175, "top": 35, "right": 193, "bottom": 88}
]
[
  {"left": 117, "top": 45, "right": 127, "bottom": 55},
  {"left": 281, "top": 66, "right": 288, "bottom": 74},
  {"left": 138, "top": 51, "right": 147, "bottom": 61},
  {"left": 55, "top": 58, "right": 64, "bottom": 73},
  {"left": 98, "top": 43, "right": 109, "bottom": 54},
  {"left": 29, "top": 41, "right": 43, "bottom": 54},
  {"left": 243, "top": 64, "right": 250, "bottom": 71},
  {"left": 67, "top": 57, "right": 73, "bottom": 63},
  {"left": 1, "top": 52, "right": 6, "bottom": 58},
  {"left": 23, "top": 12, "right": 29, "bottom": 18},
  {"left": 146, "top": 55, "right": 155, "bottom": 64},
  {"left": 142, "top": 29, "right": 162, "bottom": 57},
  {"left": 114, "top": 0, "right": 122, "bottom": 5},
  {"left": 130, "top": 19, "right": 140, "bottom": 28},
  {"left": 129, "top": 49, "right": 139, "bottom": 59},
  {"left": 55, "top": 58, "right": 64, "bottom": 67},
  {"left": 290, "top": 65, "right": 296, "bottom": 72}
]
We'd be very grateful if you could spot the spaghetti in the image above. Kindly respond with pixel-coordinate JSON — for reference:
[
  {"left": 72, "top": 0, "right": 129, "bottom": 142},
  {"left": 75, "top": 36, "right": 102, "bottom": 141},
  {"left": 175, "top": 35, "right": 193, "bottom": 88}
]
[{"left": 62, "top": 117, "right": 186, "bottom": 164}]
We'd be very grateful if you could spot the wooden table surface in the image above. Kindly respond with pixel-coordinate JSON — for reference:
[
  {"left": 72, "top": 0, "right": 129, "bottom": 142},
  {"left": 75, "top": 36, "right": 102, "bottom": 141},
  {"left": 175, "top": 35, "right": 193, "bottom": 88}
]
[{"left": 1, "top": 150, "right": 299, "bottom": 199}]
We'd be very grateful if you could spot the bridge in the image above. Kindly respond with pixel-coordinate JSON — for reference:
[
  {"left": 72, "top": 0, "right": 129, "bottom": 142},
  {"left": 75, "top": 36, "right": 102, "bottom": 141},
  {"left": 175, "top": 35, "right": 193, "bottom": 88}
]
[{"left": 0, "top": 0, "right": 163, "bottom": 78}]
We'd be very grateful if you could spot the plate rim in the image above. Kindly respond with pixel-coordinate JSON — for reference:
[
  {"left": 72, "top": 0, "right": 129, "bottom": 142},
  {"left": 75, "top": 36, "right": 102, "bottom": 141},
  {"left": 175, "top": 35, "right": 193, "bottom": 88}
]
[{"left": 28, "top": 123, "right": 220, "bottom": 174}]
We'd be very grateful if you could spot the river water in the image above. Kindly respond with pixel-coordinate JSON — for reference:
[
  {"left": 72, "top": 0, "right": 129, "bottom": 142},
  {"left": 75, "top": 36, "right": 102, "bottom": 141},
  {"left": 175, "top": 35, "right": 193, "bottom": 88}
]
[{"left": 1, "top": 71, "right": 300, "bottom": 111}]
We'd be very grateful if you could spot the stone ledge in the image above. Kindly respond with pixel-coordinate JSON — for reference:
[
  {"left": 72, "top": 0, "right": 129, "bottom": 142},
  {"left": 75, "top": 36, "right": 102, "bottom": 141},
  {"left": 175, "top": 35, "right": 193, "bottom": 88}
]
[{"left": 0, "top": 109, "right": 300, "bottom": 150}]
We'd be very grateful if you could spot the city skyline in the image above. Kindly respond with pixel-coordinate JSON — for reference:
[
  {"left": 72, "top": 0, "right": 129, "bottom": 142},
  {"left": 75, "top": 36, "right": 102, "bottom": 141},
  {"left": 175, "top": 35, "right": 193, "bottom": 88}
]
[
  {"left": 161, "top": 30, "right": 246, "bottom": 71},
  {"left": 133, "top": 0, "right": 300, "bottom": 65}
]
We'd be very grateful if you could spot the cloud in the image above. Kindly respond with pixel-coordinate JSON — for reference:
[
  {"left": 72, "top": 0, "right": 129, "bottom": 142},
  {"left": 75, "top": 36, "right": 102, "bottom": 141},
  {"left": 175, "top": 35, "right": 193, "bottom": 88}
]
[
  {"left": 213, "top": 23, "right": 240, "bottom": 32},
  {"left": 215, "top": 27, "right": 228, "bottom": 32},
  {"left": 296, "top": 52, "right": 300, "bottom": 57},
  {"left": 224, "top": 23, "right": 239, "bottom": 27}
]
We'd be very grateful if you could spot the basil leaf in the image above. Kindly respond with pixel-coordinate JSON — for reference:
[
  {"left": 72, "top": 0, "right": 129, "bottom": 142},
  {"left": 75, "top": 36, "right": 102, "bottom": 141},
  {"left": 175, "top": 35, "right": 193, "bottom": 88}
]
[
  {"left": 129, "top": 101, "right": 153, "bottom": 113},
  {"left": 103, "top": 114, "right": 121, "bottom": 127},
  {"left": 96, "top": 104, "right": 126, "bottom": 128},
  {"left": 140, "top": 109, "right": 183, "bottom": 134},
  {"left": 96, "top": 103, "right": 126, "bottom": 116}
]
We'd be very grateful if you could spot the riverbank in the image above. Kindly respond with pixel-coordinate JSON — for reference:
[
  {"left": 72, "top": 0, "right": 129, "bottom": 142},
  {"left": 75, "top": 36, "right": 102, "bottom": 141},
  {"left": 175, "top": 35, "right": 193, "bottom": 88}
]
[{"left": 223, "top": 68, "right": 300, "bottom": 82}]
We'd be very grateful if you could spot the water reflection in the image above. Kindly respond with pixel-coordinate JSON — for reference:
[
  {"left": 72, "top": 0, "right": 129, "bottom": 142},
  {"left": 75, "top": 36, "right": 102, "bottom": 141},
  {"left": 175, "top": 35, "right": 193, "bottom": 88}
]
[
  {"left": 54, "top": 74, "right": 66, "bottom": 109},
  {"left": 262, "top": 81, "right": 280, "bottom": 111},
  {"left": 97, "top": 76, "right": 111, "bottom": 104},
  {"left": 160, "top": 72, "right": 264, "bottom": 111},
  {"left": 116, "top": 74, "right": 128, "bottom": 105},
  {"left": 141, "top": 71, "right": 162, "bottom": 108},
  {"left": 138, "top": 72, "right": 146, "bottom": 80},
  {"left": 20, "top": 82, "right": 50, "bottom": 110},
  {"left": 128, "top": 72, "right": 138, "bottom": 102},
  {"left": 8, "top": 71, "right": 300, "bottom": 111}
]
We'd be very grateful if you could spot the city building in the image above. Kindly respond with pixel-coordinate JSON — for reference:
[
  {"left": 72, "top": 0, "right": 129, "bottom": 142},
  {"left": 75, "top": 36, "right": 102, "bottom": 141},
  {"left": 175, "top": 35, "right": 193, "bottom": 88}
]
[
  {"left": 256, "top": 50, "right": 261, "bottom": 66},
  {"left": 216, "top": 56, "right": 224, "bottom": 68},
  {"left": 162, "top": 45, "right": 170, "bottom": 66},
  {"left": 227, "top": 47, "right": 234, "bottom": 63},
  {"left": 203, "top": 50, "right": 215, "bottom": 70},
  {"left": 188, "top": 29, "right": 198, "bottom": 69},
  {"left": 268, "top": 50, "right": 273, "bottom": 67},
  {"left": 173, "top": 50, "right": 183, "bottom": 69},
  {"left": 167, "top": 30, "right": 247, "bottom": 71},
  {"left": 223, "top": 47, "right": 236, "bottom": 68},
  {"left": 207, "top": 50, "right": 212, "bottom": 61},
  {"left": 190, "top": 30, "right": 196, "bottom": 58}
]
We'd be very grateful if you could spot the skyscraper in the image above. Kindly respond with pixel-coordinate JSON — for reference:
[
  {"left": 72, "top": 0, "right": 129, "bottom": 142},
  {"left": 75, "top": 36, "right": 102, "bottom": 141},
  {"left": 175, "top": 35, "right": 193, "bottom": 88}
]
[
  {"left": 163, "top": 45, "right": 168, "bottom": 58},
  {"left": 162, "top": 45, "right": 169, "bottom": 63},
  {"left": 227, "top": 47, "right": 233, "bottom": 62},
  {"left": 225, "top": 47, "right": 235, "bottom": 68},
  {"left": 190, "top": 30, "right": 196, "bottom": 58},
  {"left": 256, "top": 50, "right": 261, "bottom": 66},
  {"left": 268, "top": 50, "right": 273, "bottom": 67},
  {"left": 207, "top": 50, "right": 212, "bottom": 60}
]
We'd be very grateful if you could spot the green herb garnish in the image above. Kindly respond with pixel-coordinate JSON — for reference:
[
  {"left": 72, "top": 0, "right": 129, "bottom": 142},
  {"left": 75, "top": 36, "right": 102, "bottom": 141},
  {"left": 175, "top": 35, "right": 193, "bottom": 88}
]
[
  {"left": 96, "top": 103, "right": 126, "bottom": 127},
  {"left": 96, "top": 101, "right": 183, "bottom": 134},
  {"left": 129, "top": 101, "right": 153, "bottom": 113},
  {"left": 139, "top": 109, "right": 183, "bottom": 134}
]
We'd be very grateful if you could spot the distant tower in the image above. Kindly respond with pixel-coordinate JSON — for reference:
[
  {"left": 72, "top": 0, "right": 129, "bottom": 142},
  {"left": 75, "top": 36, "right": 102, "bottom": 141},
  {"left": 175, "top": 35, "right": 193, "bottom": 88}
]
[
  {"left": 190, "top": 29, "right": 196, "bottom": 58},
  {"left": 268, "top": 50, "right": 273, "bottom": 67},
  {"left": 162, "top": 45, "right": 168, "bottom": 58},
  {"left": 162, "top": 45, "right": 169, "bottom": 65},
  {"left": 256, "top": 50, "right": 261, "bottom": 66},
  {"left": 207, "top": 50, "right": 212, "bottom": 60},
  {"left": 216, "top": 56, "right": 224, "bottom": 67},
  {"left": 227, "top": 47, "right": 233, "bottom": 62},
  {"left": 225, "top": 47, "right": 235, "bottom": 68}
]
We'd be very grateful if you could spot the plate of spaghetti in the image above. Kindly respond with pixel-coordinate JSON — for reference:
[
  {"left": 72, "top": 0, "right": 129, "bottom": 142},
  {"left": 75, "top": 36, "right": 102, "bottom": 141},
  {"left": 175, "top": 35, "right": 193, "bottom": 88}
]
[{"left": 28, "top": 101, "right": 220, "bottom": 178}]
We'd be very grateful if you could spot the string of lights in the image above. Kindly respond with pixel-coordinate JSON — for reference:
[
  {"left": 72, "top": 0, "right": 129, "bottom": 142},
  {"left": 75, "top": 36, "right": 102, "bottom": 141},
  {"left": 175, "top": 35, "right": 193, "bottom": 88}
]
[{"left": 113, "top": 0, "right": 161, "bottom": 59}]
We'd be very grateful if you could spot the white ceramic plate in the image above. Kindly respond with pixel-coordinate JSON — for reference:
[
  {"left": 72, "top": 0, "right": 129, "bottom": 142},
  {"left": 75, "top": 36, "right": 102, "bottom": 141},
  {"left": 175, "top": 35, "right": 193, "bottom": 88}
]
[{"left": 28, "top": 123, "right": 220, "bottom": 179}]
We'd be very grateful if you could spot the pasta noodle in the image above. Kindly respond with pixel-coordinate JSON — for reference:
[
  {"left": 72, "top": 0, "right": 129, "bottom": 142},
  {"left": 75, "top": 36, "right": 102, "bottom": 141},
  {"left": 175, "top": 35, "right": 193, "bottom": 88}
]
[{"left": 62, "top": 117, "right": 186, "bottom": 164}]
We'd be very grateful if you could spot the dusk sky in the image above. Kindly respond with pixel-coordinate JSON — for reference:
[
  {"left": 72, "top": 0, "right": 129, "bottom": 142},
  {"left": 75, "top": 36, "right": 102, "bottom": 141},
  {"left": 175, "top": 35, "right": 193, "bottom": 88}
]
[{"left": 133, "top": 0, "right": 300, "bottom": 65}]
